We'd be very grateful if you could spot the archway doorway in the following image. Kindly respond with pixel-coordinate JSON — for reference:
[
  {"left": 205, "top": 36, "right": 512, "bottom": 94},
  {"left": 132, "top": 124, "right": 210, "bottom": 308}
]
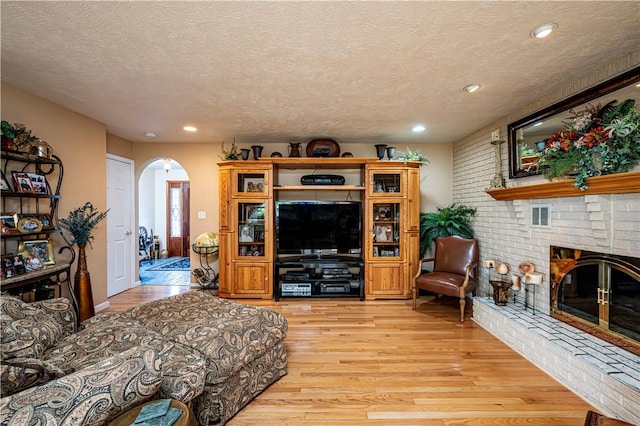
[{"left": 138, "top": 158, "right": 190, "bottom": 285}]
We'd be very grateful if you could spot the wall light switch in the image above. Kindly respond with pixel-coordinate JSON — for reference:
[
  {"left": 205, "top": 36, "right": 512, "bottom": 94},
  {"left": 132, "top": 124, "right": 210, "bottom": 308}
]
[
  {"left": 491, "top": 130, "right": 501, "bottom": 142},
  {"left": 198, "top": 211, "right": 206, "bottom": 219}
]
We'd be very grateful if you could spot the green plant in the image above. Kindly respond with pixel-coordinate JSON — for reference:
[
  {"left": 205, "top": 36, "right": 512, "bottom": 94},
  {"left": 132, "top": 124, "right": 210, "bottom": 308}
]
[
  {"left": 538, "top": 99, "right": 640, "bottom": 190},
  {"left": 12, "top": 123, "right": 39, "bottom": 150},
  {"left": 419, "top": 203, "right": 476, "bottom": 257},
  {"left": 396, "top": 147, "right": 430, "bottom": 165},
  {"left": 1, "top": 121, "right": 16, "bottom": 138},
  {"left": 58, "top": 202, "right": 109, "bottom": 247},
  {"left": 220, "top": 139, "right": 239, "bottom": 160}
]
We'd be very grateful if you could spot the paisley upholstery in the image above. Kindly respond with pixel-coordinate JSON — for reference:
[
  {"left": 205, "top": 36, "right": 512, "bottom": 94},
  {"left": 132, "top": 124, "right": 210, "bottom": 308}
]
[
  {"left": 1, "top": 346, "right": 163, "bottom": 426},
  {"left": 0, "top": 296, "right": 67, "bottom": 359},
  {"left": 0, "top": 292, "right": 288, "bottom": 425}
]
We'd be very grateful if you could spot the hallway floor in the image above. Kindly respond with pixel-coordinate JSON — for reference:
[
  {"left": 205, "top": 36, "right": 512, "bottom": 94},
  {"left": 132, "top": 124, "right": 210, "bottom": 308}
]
[{"left": 139, "top": 257, "right": 190, "bottom": 286}]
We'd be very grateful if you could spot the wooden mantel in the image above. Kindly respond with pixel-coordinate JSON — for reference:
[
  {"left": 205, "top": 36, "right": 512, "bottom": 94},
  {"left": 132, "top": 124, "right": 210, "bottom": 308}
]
[{"left": 486, "top": 171, "right": 640, "bottom": 201}]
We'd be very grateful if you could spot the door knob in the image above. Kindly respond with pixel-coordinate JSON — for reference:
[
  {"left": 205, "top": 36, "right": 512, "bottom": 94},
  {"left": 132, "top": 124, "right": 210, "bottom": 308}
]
[{"left": 125, "top": 230, "right": 132, "bottom": 236}]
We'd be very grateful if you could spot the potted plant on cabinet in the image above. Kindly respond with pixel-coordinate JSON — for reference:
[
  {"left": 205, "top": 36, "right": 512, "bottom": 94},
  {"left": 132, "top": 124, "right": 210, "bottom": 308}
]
[{"left": 419, "top": 203, "right": 476, "bottom": 258}]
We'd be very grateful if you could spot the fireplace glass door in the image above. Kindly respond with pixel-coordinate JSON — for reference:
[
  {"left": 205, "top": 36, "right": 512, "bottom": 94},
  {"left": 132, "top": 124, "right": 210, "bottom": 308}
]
[{"left": 551, "top": 246, "right": 640, "bottom": 352}]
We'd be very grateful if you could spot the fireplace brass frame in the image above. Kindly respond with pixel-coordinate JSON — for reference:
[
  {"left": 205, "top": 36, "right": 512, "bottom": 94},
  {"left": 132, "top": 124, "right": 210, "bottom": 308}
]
[{"left": 551, "top": 253, "right": 640, "bottom": 356}]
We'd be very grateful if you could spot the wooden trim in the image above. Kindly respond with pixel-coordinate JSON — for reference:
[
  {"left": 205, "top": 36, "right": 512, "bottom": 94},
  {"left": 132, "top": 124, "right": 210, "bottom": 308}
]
[{"left": 486, "top": 171, "right": 640, "bottom": 201}]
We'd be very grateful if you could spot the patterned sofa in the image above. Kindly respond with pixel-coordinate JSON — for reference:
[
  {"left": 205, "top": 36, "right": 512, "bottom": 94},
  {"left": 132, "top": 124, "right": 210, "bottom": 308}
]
[{"left": 1, "top": 291, "right": 288, "bottom": 425}]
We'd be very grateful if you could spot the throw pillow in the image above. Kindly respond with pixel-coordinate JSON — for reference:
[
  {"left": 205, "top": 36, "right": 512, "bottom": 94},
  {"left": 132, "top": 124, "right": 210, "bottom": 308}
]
[
  {"left": 0, "top": 357, "right": 65, "bottom": 397},
  {"left": 0, "top": 345, "right": 163, "bottom": 426},
  {"left": 0, "top": 295, "right": 64, "bottom": 359}
]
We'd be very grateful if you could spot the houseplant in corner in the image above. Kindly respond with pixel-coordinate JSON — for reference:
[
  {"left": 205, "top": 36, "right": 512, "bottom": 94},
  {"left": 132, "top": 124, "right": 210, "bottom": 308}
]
[
  {"left": 419, "top": 203, "right": 476, "bottom": 257},
  {"left": 59, "top": 202, "right": 109, "bottom": 322}
]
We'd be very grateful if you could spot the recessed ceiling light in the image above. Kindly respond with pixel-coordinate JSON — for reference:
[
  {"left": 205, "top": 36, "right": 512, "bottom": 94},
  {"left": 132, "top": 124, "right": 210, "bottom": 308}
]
[
  {"left": 463, "top": 84, "right": 480, "bottom": 93},
  {"left": 412, "top": 124, "right": 426, "bottom": 133},
  {"left": 145, "top": 132, "right": 157, "bottom": 138},
  {"left": 530, "top": 23, "right": 558, "bottom": 39},
  {"left": 183, "top": 126, "right": 197, "bottom": 132}
]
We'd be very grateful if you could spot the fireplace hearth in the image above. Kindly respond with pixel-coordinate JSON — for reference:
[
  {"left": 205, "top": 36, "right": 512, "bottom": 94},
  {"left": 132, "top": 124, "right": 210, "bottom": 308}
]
[{"left": 550, "top": 246, "right": 640, "bottom": 356}]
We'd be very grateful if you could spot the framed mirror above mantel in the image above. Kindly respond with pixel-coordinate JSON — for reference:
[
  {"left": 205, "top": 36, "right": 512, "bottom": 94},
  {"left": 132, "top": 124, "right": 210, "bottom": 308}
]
[{"left": 507, "top": 66, "right": 640, "bottom": 179}]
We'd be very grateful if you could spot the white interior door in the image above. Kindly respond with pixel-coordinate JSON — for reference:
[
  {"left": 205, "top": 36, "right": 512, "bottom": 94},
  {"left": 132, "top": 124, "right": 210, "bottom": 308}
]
[{"left": 106, "top": 154, "right": 135, "bottom": 296}]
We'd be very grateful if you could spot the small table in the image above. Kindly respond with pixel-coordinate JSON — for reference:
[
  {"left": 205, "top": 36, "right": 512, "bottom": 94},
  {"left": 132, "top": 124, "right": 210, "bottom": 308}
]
[{"left": 108, "top": 399, "right": 196, "bottom": 426}]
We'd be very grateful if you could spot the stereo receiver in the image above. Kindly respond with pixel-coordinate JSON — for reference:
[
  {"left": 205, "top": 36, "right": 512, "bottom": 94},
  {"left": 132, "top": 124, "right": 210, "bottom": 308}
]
[{"left": 301, "top": 174, "right": 345, "bottom": 185}]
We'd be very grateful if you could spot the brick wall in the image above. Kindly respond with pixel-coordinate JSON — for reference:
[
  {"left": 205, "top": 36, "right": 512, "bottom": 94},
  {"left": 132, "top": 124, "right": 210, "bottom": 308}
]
[{"left": 451, "top": 53, "right": 640, "bottom": 423}]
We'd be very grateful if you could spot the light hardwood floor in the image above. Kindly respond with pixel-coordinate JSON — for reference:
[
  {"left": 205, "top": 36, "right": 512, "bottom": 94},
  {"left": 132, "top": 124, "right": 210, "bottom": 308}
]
[{"left": 105, "top": 287, "right": 595, "bottom": 425}]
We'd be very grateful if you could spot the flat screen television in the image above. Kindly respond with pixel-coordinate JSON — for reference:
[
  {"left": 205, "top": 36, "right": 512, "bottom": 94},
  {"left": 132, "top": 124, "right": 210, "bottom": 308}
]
[{"left": 276, "top": 201, "right": 362, "bottom": 255}]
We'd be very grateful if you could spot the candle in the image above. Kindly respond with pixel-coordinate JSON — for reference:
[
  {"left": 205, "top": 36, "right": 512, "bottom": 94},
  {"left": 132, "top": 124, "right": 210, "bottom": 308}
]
[
  {"left": 511, "top": 275, "right": 521, "bottom": 290},
  {"left": 525, "top": 272, "right": 543, "bottom": 284},
  {"left": 495, "top": 263, "right": 509, "bottom": 275}
]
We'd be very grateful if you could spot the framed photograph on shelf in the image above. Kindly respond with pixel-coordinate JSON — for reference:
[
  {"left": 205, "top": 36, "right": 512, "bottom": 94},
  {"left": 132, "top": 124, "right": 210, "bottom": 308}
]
[
  {"left": 373, "top": 205, "right": 392, "bottom": 221},
  {"left": 1, "top": 171, "right": 12, "bottom": 191},
  {"left": 246, "top": 206, "right": 265, "bottom": 221},
  {"left": 239, "top": 225, "right": 254, "bottom": 242},
  {"left": 18, "top": 213, "right": 53, "bottom": 230},
  {"left": 243, "top": 178, "right": 264, "bottom": 193},
  {"left": 17, "top": 216, "right": 43, "bottom": 233},
  {"left": 374, "top": 179, "right": 385, "bottom": 193},
  {"left": 22, "top": 239, "right": 55, "bottom": 265},
  {"left": 1, "top": 255, "right": 17, "bottom": 278},
  {"left": 12, "top": 172, "right": 34, "bottom": 193},
  {"left": 0, "top": 212, "right": 18, "bottom": 231},
  {"left": 27, "top": 173, "right": 48, "bottom": 195},
  {"left": 374, "top": 224, "right": 392, "bottom": 242}
]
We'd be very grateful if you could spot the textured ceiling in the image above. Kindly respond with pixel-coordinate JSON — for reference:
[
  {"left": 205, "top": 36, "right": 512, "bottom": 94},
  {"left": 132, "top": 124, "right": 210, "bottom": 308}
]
[{"left": 1, "top": 1, "right": 639, "bottom": 145}]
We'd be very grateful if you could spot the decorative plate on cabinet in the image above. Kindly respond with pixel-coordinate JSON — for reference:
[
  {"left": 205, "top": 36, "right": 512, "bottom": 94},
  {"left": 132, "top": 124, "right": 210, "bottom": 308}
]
[{"left": 306, "top": 139, "right": 340, "bottom": 157}]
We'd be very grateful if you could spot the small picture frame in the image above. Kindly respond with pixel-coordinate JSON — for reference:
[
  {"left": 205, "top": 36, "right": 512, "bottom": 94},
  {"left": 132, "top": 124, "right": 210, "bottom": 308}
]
[
  {"left": 239, "top": 225, "right": 254, "bottom": 242},
  {"left": 1, "top": 171, "right": 12, "bottom": 191},
  {"left": 18, "top": 213, "right": 53, "bottom": 230},
  {"left": 374, "top": 179, "right": 385, "bottom": 193},
  {"left": 1, "top": 255, "right": 17, "bottom": 278},
  {"left": 374, "top": 205, "right": 392, "bottom": 220},
  {"left": 12, "top": 172, "right": 34, "bottom": 193},
  {"left": 27, "top": 173, "right": 48, "bottom": 195},
  {"left": 374, "top": 224, "right": 392, "bottom": 242},
  {"left": 0, "top": 212, "right": 19, "bottom": 230},
  {"left": 246, "top": 206, "right": 265, "bottom": 221},
  {"left": 22, "top": 239, "right": 55, "bottom": 265},
  {"left": 243, "top": 178, "right": 264, "bottom": 193},
  {"left": 17, "top": 216, "right": 43, "bottom": 233}
]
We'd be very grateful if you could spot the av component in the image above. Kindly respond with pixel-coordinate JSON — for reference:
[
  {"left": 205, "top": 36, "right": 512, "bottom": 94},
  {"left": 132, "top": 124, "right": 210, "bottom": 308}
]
[
  {"left": 281, "top": 283, "right": 312, "bottom": 297},
  {"left": 320, "top": 282, "right": 351, "bottom": 294},
  {"left": 300, "top": 174, "right": 346, "bottom": 185}
]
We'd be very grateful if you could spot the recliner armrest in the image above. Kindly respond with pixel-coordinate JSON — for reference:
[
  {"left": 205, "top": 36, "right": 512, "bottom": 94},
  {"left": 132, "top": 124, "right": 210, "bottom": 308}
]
[{"left": 0, "top": 346, "right": 163, "bottom": 425}]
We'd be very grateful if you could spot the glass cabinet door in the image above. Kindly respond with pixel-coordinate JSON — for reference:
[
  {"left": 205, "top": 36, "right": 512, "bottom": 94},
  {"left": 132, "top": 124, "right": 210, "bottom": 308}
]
[
  {"left": 371, "top": 202, "right": 401, "bottom": 258},
  {"left": 372, "top": 172, "right": 402, "bottom": 195},
  {"left": 237, "top": 202, "right": 266, "bottom": 257},
  {"left": 236, "top": 172, "right": 267, "bottom": 195}
]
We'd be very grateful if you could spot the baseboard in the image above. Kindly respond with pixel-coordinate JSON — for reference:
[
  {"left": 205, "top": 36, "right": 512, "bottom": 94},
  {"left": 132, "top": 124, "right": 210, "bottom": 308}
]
[{"left": 94, "top": 300, "right": 110, "bottom": 313}]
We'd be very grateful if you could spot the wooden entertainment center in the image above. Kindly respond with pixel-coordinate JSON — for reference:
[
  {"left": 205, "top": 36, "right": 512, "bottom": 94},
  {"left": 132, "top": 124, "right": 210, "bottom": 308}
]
[{"left": 217, "top": 157, "right": 421, "bottom": 300}]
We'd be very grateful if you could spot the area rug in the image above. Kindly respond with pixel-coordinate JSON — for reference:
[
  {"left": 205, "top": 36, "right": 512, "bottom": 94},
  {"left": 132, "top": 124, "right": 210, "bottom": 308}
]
[{"left": 148, "top": 257, "right": 190, "bottom": 271}]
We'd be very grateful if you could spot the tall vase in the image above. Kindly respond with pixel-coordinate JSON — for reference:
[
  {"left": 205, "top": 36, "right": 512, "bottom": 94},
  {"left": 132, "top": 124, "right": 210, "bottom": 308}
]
[
  {"left": 74, "top": 243, "right": 95, "bottom": 323},
  {"left": 251, "top": 145, "right": 264, "bottom": 160},
  {"left": 374, "top": 144, "right": 387, "bottom": 160}
]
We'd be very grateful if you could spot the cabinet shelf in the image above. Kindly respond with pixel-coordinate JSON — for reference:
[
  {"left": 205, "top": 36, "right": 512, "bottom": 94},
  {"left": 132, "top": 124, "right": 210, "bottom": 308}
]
[
  {"left": 1, "top": 150, "right": 62, "bottom": 165},
  {"left": 2, "top": 229, "right": 62, "bottom": 239},
  {"left": 274, "top": 184, "right": 365, "bottom": 191},
  {"left": 0, "top": 191, "right": 61, "bottom": 199},
  {"left": 486, "top": 171, "right": 640, "bottom": 201}
]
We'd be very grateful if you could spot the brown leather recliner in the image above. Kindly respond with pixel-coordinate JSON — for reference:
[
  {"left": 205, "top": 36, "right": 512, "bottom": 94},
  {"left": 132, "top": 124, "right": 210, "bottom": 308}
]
[{"left": 412, "top": 235, "right": 479, "bottom": 322}]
